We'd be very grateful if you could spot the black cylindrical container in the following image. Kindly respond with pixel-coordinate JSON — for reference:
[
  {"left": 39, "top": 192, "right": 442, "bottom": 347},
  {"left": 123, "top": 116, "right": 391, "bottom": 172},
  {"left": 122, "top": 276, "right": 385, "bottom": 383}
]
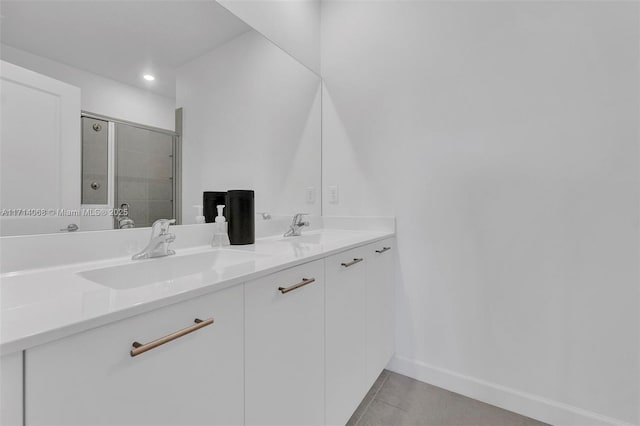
[
  {"left": 227, "top": 190, "right": 255, "bottom": 245},
  {"left": 203, "top": 191, "right": 227, "bottom": 223}
]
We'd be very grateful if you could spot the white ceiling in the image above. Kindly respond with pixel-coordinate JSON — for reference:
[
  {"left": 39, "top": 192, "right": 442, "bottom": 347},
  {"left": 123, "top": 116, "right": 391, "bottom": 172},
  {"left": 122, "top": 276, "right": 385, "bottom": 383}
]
[{"left": 0, "top": 0, "right": 252, "bottom": 97}]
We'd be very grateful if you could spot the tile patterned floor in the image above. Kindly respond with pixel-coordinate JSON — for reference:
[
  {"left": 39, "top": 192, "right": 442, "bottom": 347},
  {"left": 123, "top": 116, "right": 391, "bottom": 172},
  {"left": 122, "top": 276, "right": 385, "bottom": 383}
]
[{"left": 346, "top": 371, "right": 549, "bottom": 426}]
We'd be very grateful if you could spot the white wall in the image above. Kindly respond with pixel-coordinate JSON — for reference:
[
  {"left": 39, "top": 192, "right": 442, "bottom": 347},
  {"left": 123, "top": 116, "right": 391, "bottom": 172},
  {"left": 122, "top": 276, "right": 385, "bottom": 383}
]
[
  {"left": 321, "top": 2, "right": 639, "bottom": 425},
  {"left": 1, "top": 44, "right": 175, "bottom": 130},
  {"left": 216, "top": 0, "right": 320, "bottom": 75},
  {"left": 177, "top": 30, "right": 321, "bottom": 223}
]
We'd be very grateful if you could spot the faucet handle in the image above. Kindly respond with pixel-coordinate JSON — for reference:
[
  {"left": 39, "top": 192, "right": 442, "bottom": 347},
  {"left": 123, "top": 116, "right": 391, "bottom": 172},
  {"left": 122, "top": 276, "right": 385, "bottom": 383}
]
[
  {"left": 293, "top": 212, "right": 309, "bottom": 221},
  {"left": 292, "top": 213, "right": 310, "bottom": 227},
  {"left": 151, "top": 218, "right": 176, "bottom": 236}
]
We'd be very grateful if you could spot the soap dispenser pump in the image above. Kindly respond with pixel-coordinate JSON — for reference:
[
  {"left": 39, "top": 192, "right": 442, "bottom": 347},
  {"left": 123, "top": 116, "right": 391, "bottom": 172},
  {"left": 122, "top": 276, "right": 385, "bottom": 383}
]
[
  {"left": 212, "top": 205, "right": 231, "bottom": 247},
  {"left": 194, "top": 205, "right": 205, "bottom": 224}
]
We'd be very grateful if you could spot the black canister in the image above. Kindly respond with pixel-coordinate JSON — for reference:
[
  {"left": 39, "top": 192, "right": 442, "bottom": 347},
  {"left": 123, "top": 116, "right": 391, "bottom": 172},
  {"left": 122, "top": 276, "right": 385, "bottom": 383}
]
[
  {"left": 203, "top": 191, "right": 227, "bottom": 223},
  {"left": 227, "top": 190, "right": 255, "bottom": 245}
]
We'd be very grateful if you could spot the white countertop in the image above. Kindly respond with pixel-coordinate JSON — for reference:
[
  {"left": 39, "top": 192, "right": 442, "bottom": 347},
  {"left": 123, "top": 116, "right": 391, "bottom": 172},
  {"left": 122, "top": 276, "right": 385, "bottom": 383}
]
[{"left": 0, "top": 228, "right": 393, "bottom": 355}]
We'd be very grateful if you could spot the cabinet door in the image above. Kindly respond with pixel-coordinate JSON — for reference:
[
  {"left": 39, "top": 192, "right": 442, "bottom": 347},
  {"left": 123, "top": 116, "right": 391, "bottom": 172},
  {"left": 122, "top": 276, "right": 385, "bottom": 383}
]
[
  {"left": 325, "top": 247, "right": 368, "bottom": 426},
  {"left": 1, "top": 352, "right": 23, "bottom": 426},
  {"left": 25, "top": 286, "right": 244, "bottom": 426},
  {"left": 245, "top": 260, "right": 324, "bottom": 426},
  {"left": 365, "top": 238, "right": 396, "bottom": 387}
]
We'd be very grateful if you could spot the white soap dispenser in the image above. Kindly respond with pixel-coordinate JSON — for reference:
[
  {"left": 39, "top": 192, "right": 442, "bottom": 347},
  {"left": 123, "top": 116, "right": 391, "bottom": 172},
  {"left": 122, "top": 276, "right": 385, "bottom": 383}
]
[
  {"left": 194, "top": 205, "right": 205, "bottom": 224},
  {"left": 212, "top": 205, "right": 230, "bottom": 247}
]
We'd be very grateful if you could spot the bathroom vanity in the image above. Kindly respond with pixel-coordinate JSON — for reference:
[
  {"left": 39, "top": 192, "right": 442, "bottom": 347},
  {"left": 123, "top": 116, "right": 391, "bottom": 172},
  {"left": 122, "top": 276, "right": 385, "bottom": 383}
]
[
  {"left": 0, "top": 222, "right": 395, "bottom": 426},
  {"left": 0, "top": 3, "right": 393, "bottom": 425}
]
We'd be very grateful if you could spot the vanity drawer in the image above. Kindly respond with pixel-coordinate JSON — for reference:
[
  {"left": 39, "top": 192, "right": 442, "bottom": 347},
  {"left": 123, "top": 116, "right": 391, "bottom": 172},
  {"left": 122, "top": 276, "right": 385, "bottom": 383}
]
[
  {"left": 25, "top": 285, "right": 244, "bottom": 426},
  {"left": 245, "top": 259, "right": 325, "bottom": 426}
]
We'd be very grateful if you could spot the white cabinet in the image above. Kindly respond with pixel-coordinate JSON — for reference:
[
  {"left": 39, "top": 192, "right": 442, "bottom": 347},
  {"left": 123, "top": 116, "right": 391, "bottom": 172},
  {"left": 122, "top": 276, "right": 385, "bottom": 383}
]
[
  {"left": 325, "top": 239, "right": 396, "bottom": 425},
  {"left": 1, "top": 352, "right": 23, "bottom": 426},
  {"left": 13, "top": 235, "right": 396, "bottom": 426},
  {"left": 245, "top": 260, "right": 325, "bottom": 426},
  {"left": 364, "top": 238, "right": 395, "bottom": 387},
  {"left": 325, "top": 247, "right": 368, "bottom": 426},
  {"left": 25, "top": 286, "right": 244, "bottom": 426}
]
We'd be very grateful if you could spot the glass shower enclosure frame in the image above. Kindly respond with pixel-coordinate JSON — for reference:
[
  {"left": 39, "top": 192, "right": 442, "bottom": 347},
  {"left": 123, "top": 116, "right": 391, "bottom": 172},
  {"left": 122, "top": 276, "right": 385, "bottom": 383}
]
[{"left": 81, "top": 111, "right": 179, "bottom": 230}]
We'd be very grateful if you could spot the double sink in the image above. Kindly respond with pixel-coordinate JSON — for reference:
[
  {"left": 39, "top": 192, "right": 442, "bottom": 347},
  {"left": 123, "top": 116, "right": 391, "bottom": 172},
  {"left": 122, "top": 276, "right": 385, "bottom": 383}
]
[{"left": 78, "top": 230, "right": 358, "bottom": 290}]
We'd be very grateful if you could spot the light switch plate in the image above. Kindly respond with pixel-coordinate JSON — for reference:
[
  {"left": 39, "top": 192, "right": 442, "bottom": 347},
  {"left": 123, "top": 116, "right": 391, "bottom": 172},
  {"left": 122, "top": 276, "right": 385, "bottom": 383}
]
[
  {"left": 328, "top": 185, "right": 339, "bottom": 204},
  {"left": 305, "top": 187, "right": 316, "bottom": 204}
]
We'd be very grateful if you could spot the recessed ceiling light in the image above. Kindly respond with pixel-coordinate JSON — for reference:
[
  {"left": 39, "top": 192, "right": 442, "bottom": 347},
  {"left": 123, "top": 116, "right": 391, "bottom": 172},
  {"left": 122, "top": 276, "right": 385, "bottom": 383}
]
[{"left": 143, "top": 74, "right": 155, "bottom": 81}]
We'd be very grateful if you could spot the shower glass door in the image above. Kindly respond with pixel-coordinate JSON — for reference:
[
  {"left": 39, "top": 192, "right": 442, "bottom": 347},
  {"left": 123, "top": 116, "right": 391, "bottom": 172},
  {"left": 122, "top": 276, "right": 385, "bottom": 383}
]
[{"left": 115, "top": 123, "right": 175, "bottom": 228}]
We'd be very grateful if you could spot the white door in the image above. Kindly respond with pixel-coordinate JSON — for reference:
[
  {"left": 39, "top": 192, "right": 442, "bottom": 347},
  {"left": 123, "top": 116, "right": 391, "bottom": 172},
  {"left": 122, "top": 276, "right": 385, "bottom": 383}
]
[{"left": 0, "top": 60, "right": 81, "bottom": 235}]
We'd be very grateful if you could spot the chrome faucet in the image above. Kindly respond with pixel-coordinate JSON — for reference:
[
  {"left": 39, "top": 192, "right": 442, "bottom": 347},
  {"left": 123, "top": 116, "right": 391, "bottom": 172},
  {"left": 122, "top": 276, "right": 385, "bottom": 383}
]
[
  {"left": 284, "top": 213, "right": 310, "bottom": 237},
  {"left": 132, "top": 219, "right": 176, "bottom": 260}
]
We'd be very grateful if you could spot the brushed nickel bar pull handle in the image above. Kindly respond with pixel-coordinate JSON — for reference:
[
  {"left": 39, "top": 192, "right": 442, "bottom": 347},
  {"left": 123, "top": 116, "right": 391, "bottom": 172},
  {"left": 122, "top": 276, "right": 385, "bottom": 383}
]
[
  {"left": 279, "top": 277, "right": 316, "bottom": 294},
  {"left": 341, "top": 258, "right": 364, "bottom": 267},
  {"left": 130, "top": 318, "right": 214, "bottom": 357},
  {"left": 375, "top": 247, "right": 391, "bottom": 254}
]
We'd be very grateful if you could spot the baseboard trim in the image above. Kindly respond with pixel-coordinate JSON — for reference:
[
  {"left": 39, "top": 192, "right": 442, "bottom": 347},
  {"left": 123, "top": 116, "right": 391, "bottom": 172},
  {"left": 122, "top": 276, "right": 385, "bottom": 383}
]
[{"left": 387, "top": 355, "right": 635, "bottom": 426}]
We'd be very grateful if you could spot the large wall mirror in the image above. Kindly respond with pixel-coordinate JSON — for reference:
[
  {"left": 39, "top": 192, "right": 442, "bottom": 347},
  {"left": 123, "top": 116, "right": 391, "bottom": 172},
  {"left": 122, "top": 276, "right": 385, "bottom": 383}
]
[{"left": 0, "top": 0, "right": 321, "bottom": 236}]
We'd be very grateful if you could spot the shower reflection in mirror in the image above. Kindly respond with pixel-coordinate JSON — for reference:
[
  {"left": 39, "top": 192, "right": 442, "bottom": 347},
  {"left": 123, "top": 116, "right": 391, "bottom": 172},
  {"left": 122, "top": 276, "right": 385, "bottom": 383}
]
[{"left": 81, "top": 113, "right": 178, "bottom": 230}]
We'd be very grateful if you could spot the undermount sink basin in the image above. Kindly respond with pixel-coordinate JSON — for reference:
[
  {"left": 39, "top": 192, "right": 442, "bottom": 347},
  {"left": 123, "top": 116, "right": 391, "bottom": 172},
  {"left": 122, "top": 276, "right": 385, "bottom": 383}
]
[
  {"left": 278, "top": 233, "right": 333, "bottom": 244},
  {"left": 278, "top": 230, "right": 363, "bottom": 245},
  {"left": 78, "top": 249, "right": 269, "bottom": 290}
]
